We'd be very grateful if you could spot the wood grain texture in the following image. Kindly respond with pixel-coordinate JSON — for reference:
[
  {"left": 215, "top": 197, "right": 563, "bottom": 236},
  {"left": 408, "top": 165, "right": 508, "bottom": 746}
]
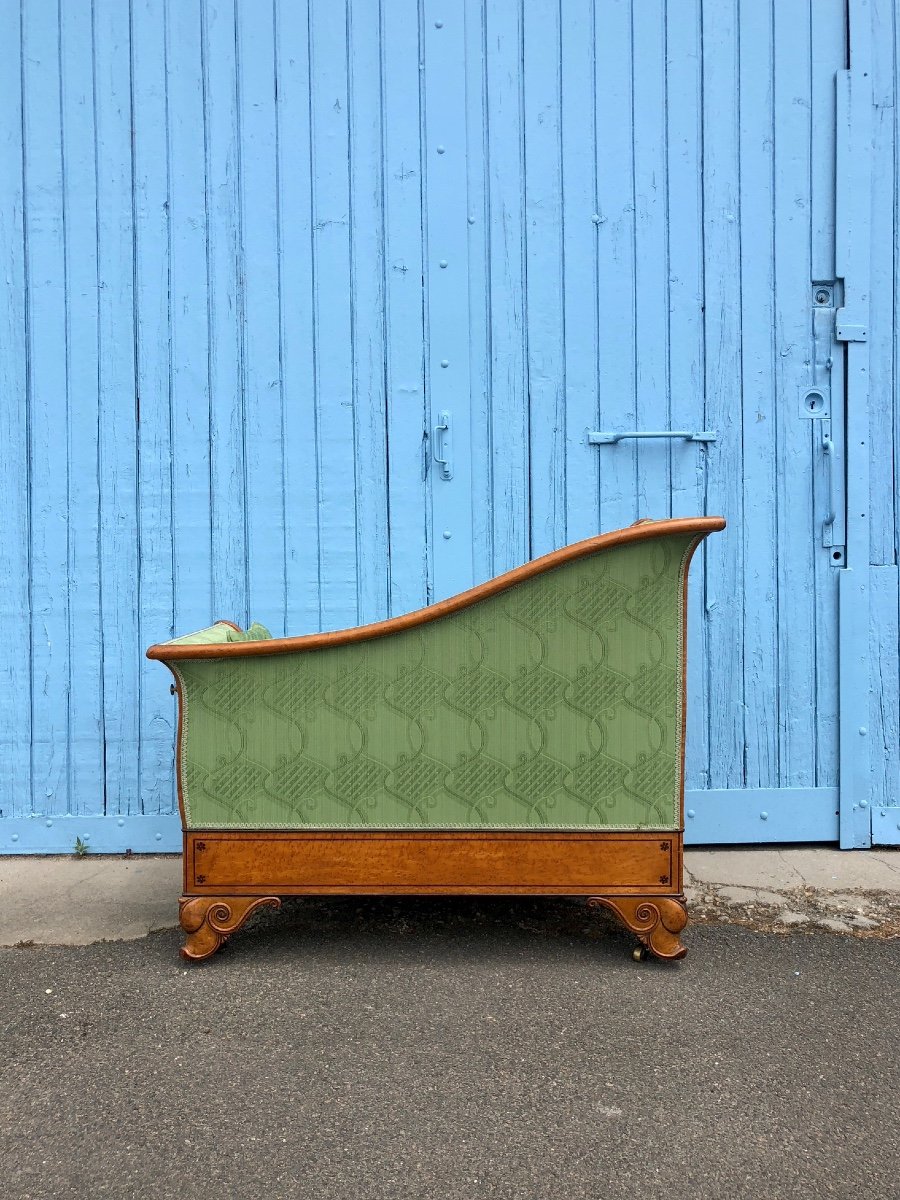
[
  {"left": 587, "top": 895, "right": 688, "bottom": 961},
  {"left": 179, "top": 893, "right": 281, "bottom": 961},
  {"left": 184, "top": 831, "right": 678, "bottom": 895},
  {"left": 0, "top": 2, "right": 29, "bottom": 820},
  {"left": 22, "top": 2, "right": 69, "bottom": 817}
]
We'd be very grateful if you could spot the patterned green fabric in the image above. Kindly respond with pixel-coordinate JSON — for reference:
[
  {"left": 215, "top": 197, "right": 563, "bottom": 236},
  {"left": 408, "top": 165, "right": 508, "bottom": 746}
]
[{"left": 168, "top": 534, "right": 696, "bottom": 831}]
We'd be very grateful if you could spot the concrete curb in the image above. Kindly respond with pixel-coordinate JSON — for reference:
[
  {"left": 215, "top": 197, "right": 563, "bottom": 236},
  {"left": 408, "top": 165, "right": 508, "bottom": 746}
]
[
  {"left": 1, "top": 847, "right": 899, "bottom": 948},
  {"left": 685, "top": 847, "right": 900, "bottom": 938}
]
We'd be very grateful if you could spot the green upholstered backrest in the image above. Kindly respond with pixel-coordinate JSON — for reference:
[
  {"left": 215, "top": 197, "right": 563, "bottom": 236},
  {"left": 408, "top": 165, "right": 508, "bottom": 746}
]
[{"left": 166, "top": 533, "right": 698, "bottom": 831}]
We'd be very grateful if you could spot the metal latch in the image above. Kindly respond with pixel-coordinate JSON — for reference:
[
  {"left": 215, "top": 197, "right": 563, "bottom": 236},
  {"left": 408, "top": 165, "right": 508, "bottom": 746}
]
[
  {"left": 800, "top": 285, "right": 834, "bottom": 420},
  {"left": 834, "top": 315, "right": 868, "bottom": 342},
  {"left": 433, "top": 410, "right": 452, "bottom": 480}
]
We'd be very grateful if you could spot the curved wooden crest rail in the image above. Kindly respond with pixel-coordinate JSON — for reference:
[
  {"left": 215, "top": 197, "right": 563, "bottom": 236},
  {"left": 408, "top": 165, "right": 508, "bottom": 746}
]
[{"left": 148, "top": 516, "right": 725, "bottom": 963}]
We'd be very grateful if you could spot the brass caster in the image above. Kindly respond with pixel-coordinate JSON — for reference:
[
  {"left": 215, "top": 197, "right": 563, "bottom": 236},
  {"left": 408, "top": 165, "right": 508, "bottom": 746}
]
[{"left": 632, "top": 945, "right": 648, "bottom": 962}]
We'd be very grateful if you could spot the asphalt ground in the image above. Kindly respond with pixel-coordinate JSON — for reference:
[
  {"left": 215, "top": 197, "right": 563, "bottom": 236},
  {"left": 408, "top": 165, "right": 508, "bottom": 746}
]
[{"left": 1, "top": 897, "right": 898, "bottom": 1200}]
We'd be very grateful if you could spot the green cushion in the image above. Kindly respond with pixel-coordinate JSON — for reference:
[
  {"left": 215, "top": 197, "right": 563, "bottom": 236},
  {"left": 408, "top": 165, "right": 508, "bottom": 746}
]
[
  {"left": 225, "top": 622, "right": 272, "bottom": 643},
  {"left": 168, "top": 534, "right": 695, "bottom": 831},
  {"left": 163, "top": 622, "right": 272, "bottom": 647}
]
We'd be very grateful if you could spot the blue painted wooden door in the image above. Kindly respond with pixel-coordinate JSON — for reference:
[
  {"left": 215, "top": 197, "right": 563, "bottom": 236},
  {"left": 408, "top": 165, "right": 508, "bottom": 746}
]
[
  {"left": 422, "top": 0, "right": 853, "bottom": 844},
  {"left": 0, "top": 0, "right": 883, "bottom": 853}
]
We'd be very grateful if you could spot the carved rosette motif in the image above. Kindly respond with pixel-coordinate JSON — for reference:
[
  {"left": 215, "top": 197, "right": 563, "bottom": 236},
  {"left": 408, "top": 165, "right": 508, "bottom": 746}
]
[
  {"left": 587, "top": 895, "right": 688, "bottom": 961},
  {"left": 179, "top": 895, "right": 281, "bottom": 962}
]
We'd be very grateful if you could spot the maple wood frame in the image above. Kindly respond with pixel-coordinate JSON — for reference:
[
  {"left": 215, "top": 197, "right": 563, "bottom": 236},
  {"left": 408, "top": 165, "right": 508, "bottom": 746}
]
[{"left": 148, "top": 516, "right": 725, "bottom": 963}]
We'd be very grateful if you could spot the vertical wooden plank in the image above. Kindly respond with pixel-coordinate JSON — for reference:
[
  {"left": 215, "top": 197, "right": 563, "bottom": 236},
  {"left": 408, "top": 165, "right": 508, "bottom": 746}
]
[
  {"left": 523, "top": 0, "right": 565, "bottom": 556},
  {"left": 22, "top": 2, "right": 70, "bottom": 816},
  {"left": 774, "top": 0, "right": 816, "bottom": 786},
  {"left": 60, "top": 0, "right": 104, "bottom": 816},
  {"left": 665, "top": 0, "right": 708, "bottom": 789},
  {"left": 0, "top": 1, "right": 31, "bottom": 820},
  {"left": 594, "top": 0, "right": 638, "bottom": 534},
  {"left": 308, "top": 0, "right": 358, "bottom": 628},
  {"left": 632, "top": 0, "right": 671, "bottom": 523},
  {"left": 892, "top": 0, "right": 900, "bottom": 571},
  {"left": 868, "top": 0, "right": 895, "bottom": 566},
  {"left": 381, "top": 0, "right": 428, "bottom": 614},
  {"left": 204, "top": 0, "right": 248, "bottom": 627},
  {"left": 838, "top": 0, "right": 874, "bottom": 845},
  {"left": 95, "top": 0, "right": 139, "bottom": 815},
  {"left": 870, "top": 567, "right": 900, "bottom": 811},
  {"left": 422, "top": 0, "right": 475, "bottom": 598},
  {"left": 701, "top": 0, "right": 744, "bottom": 788},
  {"left": 738, "top": 1, "right": 778, "bottom": 789},
  {"left": 236, "top": 0, "right": 288, "bottom": 631},
  {"left": 811, "top": 0, "right": 845, "bottom": 283},
  {"left": 484, "top": 0, "right": 528, "bottom": 572},
  {"left": 464, "top": 0, "right": 493, "bottom": 586},
  {"left": 560, "top": 0, "right": 600, "bottom": 546},
  {"left": 274, "top": 0, "right": 319, "bottom": 634},
  {"left": 348, "top": 0, "right": 389, "bottom": 623},
  {"left": 133, "top": 0, "right": 176, "bottom": 815},
  {"left": 811, "top": 1, "right": 848, "bottom": 790},
  {"left": 167, "top": 0, "right": 212, "bottom": 634}
]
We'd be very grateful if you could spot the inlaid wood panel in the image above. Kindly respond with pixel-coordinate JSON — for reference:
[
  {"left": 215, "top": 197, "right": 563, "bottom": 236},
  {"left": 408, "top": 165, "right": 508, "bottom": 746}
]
[{"left": 185, "top": 831, "right": 679, "bottom": 896}]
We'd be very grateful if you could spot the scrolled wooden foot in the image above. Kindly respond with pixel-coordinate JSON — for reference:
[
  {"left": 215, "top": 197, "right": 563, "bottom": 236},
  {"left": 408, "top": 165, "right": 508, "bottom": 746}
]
[
  {"left": 178, "top": 895, "right": 281, "bottom": 962},
  {"left": 587, "top": 895, "right": 688, "bottom": 962}
]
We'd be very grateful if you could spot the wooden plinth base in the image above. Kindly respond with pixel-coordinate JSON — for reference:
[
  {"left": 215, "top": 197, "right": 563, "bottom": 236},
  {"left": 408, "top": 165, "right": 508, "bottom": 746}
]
[{"left": 178, "top": 830, "right": 686, "bottom": 962}]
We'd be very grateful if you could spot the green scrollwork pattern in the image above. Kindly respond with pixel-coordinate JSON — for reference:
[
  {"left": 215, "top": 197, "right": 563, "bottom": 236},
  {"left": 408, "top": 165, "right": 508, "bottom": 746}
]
[{"left": 171, "top": 534, "right": 695, "bottom": 831}]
